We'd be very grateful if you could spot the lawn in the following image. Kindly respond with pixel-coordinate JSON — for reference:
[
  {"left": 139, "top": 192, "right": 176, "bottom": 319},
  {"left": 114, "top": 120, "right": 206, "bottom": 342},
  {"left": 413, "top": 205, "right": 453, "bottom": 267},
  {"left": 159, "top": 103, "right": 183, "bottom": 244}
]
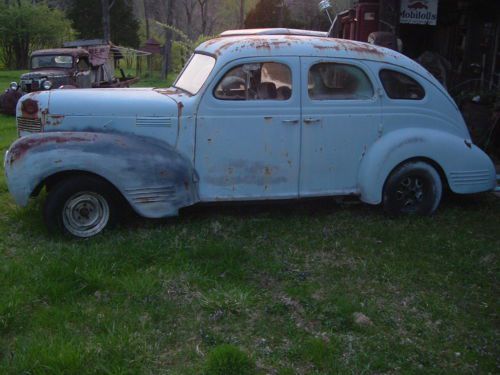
[{"left": 0, "top": 70, "right": 499, "bottom": 374}]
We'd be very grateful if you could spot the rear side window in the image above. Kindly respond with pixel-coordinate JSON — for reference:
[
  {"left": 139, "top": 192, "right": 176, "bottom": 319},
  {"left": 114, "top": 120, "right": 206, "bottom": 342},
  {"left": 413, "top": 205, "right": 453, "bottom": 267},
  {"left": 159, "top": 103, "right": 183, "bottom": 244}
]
[
  {"left": 214, "top": 62, "right": 292, "bottom": 101},
  {"left": 308, "top": 62, "right": 374, "bottom": 100},
  {"left": 379, "top": 69, "right": 425, "bottom": 100}
]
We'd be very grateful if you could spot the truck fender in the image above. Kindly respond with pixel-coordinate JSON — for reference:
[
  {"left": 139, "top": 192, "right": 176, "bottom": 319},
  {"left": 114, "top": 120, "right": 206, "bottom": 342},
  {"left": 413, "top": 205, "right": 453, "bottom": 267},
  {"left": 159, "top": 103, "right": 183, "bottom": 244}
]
[
  {"left": 5, "top": 132, "right": 199, "bottom": 218},
  {"left": 357, "top": 128, "right": 496, "bottom": 204}
]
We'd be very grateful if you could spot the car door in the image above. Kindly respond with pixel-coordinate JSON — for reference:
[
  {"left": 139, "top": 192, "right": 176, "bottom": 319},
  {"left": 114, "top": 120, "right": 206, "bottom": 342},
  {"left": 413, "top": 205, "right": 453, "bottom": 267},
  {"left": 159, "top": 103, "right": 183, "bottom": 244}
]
[
  {"left": 299, "top": 57, "right": 381, "bottom": 196},
  {"left": 195, "top": 57, "right": 301, "bottom": 201}
]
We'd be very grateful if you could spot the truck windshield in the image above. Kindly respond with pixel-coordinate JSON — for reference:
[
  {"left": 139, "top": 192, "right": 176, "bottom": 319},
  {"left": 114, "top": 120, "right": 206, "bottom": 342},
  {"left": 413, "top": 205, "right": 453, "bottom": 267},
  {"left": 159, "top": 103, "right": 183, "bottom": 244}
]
[
  {"left": 31, "top": 55, "right": 73, "bottom": 69},
  {"left": 174, "top": 54, "right": 215, "bottom": 95}
]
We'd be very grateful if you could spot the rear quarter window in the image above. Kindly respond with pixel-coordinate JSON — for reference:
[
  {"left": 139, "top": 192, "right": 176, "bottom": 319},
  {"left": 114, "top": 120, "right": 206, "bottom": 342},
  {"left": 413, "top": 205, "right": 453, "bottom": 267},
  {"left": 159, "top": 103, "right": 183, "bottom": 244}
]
[{"left": 379, "top": 69, "right": 425, "bottom": 100}]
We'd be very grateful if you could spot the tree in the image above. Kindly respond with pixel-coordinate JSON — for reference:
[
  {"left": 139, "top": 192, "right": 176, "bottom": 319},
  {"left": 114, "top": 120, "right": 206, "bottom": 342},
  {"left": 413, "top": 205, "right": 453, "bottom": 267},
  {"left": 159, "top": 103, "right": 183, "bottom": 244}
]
[
  {"left": 197, "top": 0, "right": 209, "bottom": 35},
  {"left": 0, "top": 1, "right": 74, "bottom": 69},
  {"left": 180, "top": 0, "right": 196, "bottom": 39},
  {"left": 101, "top": 0, "right": 116, "bottom": 42},
  {"left": 244, "top": 0, "right": 293, "bottom": 29},
  {"left": 239, "top": 0, "right": 245, "bottom": 28},
  {"left": 67, "top": 0, "right": 140, "bottom": 47},
  {"left": 162, "top": 0, "right": 175, "bottom": 79}
]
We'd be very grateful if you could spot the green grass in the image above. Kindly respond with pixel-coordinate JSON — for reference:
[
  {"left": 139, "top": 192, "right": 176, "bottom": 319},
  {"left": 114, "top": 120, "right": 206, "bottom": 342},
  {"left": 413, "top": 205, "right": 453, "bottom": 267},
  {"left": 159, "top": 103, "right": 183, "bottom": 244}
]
[{"left": 0, "top": 70, "right": 499, "bottom": 374}]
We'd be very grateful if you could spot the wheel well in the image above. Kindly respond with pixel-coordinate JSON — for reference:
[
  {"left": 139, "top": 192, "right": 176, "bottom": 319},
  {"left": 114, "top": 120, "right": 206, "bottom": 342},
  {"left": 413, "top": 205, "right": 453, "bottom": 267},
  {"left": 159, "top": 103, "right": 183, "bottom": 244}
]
[
  {"left": 32, "top": 170, "right": 127, "bottom": 202},
  {"left": 385, "top": 157, "right": 449, "bottom": 191}
]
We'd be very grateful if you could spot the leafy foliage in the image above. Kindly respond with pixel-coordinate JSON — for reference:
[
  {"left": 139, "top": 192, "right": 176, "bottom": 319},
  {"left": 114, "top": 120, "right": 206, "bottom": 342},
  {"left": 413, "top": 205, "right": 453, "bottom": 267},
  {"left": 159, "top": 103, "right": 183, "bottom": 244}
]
[
  {"left": 0, "top": 2, "right": 74, "bottom": 69},
  {"left": 67, "top": 0, "right": 140, "bottom": 48}
]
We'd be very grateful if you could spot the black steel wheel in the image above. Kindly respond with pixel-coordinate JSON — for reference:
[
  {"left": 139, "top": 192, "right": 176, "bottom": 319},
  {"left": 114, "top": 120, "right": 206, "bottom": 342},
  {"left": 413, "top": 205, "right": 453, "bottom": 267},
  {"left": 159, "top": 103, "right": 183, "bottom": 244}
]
[{"left": 383, "top": 161, "right": 442, "bottom": 216}]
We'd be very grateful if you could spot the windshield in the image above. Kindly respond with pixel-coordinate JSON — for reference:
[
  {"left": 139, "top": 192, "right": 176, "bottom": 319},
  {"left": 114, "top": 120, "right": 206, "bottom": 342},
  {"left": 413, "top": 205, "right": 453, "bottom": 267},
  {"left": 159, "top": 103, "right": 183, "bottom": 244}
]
[
  {"left": 31, "top": 55, "right": 73, "bottom": 69},
  {"left": 174, "top": 54, "right": 216, "bottom": 95}
]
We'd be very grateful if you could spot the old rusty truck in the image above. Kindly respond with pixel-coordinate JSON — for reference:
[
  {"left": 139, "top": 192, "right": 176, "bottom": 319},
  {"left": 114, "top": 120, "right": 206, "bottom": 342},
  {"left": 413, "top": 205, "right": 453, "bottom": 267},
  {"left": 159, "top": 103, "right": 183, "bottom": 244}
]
[
  {"left": 0, "top": 40, "right": 139, "bottom": 116},
  {"left": 4, "top": 29, "right": 497, "bottom": 237}
]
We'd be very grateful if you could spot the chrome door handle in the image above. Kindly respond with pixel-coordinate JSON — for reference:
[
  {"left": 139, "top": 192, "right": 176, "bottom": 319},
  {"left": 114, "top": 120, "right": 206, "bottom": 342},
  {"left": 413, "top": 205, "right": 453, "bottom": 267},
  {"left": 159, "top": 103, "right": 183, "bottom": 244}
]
[
  {"left": 303, "top": 118, "right": 321, "bottom": 124},
  {"left": 282, "top": 119, "right": 299, "bottom": 124}
]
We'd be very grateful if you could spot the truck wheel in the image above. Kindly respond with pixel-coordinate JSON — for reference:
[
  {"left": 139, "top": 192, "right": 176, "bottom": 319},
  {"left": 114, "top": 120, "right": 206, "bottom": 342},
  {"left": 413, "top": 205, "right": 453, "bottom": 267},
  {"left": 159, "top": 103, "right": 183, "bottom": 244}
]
[
  {"left": 43, "top": 176, "right": 119, "bottom": 238},
  {"left": 383, "top": 161, "right": 442, "bottom": 216}
]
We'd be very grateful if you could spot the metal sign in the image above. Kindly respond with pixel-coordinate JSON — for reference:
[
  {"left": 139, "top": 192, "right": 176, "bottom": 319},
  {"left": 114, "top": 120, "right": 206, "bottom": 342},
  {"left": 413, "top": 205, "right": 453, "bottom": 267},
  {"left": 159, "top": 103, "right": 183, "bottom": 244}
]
[
  {"left": 318, "top": 0, "right": 332, "bottom": 12},
  {"left": 400, "top": 0, "right": 438, "bottom": 26}
]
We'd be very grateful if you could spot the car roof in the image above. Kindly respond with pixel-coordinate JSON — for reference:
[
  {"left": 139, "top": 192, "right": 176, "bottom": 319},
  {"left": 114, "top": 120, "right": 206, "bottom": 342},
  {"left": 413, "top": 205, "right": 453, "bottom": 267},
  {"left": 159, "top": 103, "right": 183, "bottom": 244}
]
[
  {"left": 196, "top": 34, "right": 429, "bottom": 77},
  {"left": 220, "top": 28, "right": 328, "bottom": 37}
]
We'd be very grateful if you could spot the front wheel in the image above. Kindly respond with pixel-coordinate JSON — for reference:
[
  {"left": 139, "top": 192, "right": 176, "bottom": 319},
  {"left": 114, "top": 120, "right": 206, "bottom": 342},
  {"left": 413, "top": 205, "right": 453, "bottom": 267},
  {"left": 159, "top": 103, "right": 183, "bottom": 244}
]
[
  {"left": 43, "top": 176, "right": 120, "bottom": 238},
  {"left": 383, "top": 161, "right": 442, "bottom": 216}
]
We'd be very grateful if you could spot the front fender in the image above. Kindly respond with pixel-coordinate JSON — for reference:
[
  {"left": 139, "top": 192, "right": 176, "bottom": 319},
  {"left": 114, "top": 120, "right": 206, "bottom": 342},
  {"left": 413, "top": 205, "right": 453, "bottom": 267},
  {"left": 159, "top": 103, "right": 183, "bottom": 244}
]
[
  {"left": 5, "top": 132, "right": 199, "bottom": 218},
  {"left": 358, "top": 128, "right": 496, "bottom": 204}
]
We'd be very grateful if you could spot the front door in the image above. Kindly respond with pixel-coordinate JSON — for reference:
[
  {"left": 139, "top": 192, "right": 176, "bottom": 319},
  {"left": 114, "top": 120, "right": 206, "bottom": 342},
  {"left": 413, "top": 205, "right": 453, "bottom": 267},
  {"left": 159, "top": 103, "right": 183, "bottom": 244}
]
[
  {"left": 196, "top": 57, "right": 301, "bottom": 201},
  {"left": 299, "top": 57, "right": 381, "bottom": 196}
]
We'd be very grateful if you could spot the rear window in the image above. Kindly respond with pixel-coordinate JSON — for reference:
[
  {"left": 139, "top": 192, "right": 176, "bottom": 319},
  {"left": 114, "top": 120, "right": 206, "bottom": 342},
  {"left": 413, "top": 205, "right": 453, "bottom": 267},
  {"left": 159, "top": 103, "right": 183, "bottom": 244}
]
[
  {"left": 379, "top": 69, "right": 425, "bottom": 100},
  {"left": 308, "top": 62, "right": 374, "bottom": 100}
]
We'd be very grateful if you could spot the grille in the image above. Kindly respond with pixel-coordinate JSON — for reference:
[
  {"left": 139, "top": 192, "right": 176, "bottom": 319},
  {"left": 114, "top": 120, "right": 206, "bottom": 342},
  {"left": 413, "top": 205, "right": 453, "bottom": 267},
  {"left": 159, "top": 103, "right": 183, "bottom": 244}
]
[{"left": 17, "top": 117, "right": 43, "bottom": 134}]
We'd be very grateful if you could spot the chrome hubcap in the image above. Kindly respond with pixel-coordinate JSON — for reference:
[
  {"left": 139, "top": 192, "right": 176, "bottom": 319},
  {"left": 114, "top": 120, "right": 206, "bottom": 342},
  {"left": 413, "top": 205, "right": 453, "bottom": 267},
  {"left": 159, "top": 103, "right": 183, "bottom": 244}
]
[
  {"left": 62, "top": 192, "right": 109, "bottom": 237},
  {"left": 396, "top": 176, "right": 425, "bottom": 212}
]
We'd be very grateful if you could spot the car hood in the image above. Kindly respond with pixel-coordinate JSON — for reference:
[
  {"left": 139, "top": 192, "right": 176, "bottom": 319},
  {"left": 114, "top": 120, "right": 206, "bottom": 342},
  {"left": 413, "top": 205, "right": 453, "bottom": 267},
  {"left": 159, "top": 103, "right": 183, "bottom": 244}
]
[
  {"left": 21, "top": 70, "right": 69, "bottom": 79},
  {"left": 47, "top": 87, "right": 179, "bottom": 117}
]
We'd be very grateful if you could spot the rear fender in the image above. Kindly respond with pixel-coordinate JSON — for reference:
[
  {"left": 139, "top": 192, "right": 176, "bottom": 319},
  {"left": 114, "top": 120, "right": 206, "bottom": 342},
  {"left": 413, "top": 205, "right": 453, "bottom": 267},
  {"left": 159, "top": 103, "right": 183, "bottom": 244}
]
[
  {"left": 5, "top": 132, "right": 199, "bottom": 218},
  {"left": 358, "top": 128, "right": 496, "bottom": 204}
]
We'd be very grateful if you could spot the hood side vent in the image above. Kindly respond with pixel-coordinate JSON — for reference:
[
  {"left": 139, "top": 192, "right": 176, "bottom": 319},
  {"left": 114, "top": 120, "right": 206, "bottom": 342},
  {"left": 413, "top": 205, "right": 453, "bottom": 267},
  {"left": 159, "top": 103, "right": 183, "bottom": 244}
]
[{"left": 136, "top": 116, "right": 173, "bottom": 128}]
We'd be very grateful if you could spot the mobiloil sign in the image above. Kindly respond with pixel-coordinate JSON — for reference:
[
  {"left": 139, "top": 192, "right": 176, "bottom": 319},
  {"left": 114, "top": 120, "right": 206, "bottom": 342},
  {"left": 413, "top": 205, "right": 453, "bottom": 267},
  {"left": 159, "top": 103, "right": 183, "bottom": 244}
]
[{"left": 400, "top": 0, "right": 438, "bottom": 26}]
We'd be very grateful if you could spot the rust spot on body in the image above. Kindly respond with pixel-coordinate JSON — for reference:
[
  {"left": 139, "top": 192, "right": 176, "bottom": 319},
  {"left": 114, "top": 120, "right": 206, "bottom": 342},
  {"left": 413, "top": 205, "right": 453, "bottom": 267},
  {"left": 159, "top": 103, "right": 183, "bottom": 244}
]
[
  {"left": 9, "top": 133, "right": 95, "bottom": 164},
  {"left": 177, "top": 101, "right": 184, "bottom": 117},
  {"left": 46, "top": 114, "right": 65, "bottom": 127}
]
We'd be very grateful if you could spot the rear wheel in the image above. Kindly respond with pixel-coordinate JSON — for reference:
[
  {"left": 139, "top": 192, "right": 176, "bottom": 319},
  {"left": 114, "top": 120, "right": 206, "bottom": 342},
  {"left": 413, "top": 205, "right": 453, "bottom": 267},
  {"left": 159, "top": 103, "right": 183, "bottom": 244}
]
[
  {"left": 383, "top": 161, "right": 442, "bottom": 216},
  {"left": 43, "top": 176, "right": 120, "bottom": 238}
]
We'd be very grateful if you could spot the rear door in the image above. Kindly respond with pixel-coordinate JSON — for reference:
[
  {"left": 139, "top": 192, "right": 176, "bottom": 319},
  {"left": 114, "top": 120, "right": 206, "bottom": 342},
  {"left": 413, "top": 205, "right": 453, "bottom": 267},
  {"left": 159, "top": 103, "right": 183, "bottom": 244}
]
[{"left": 299, "top": 57, "right": 381, "bottom": 196}]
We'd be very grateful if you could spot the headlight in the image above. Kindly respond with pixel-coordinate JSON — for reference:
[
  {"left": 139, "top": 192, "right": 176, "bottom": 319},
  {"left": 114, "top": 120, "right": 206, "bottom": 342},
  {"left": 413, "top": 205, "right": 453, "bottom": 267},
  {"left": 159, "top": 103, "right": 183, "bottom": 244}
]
[
  {"left": 9, "top": 82, "right": 18, "bottom": 91},
  {"left": 42, "top": 80, "right": 52, "bottom": 90}
]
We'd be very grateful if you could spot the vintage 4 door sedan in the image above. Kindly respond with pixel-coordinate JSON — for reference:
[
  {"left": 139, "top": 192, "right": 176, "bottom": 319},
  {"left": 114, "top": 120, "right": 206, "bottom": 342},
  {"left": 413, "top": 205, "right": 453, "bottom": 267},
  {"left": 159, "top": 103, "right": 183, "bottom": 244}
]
[{"left": 4, "top": 29, "right": 497, "bottom": 237}]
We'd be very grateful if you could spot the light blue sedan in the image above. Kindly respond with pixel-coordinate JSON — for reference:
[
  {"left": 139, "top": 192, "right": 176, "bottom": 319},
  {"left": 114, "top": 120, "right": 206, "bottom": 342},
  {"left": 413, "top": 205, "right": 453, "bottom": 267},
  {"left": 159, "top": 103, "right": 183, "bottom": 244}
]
[{"left": 4, "top": 29, "right": 497, "bottom": 237}]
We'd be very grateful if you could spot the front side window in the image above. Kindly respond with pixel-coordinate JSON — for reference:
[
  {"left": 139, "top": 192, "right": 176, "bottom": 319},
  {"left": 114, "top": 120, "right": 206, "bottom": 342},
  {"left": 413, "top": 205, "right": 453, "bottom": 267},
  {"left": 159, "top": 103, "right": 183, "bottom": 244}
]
[
  {"left": 175, "top": 53, "right": 216, "bottom": 95},
  {"left": 308, "top": 63, "right": 374, "bottom": 100},
  {"left": 379, "top": 69, "right": 425, "bottom": 100},
  {"left": 214, "top": 62, "right": 292, "bottom": 100},
  {"left": 31, "top": 55, "right": 73, "bottom": 69}
]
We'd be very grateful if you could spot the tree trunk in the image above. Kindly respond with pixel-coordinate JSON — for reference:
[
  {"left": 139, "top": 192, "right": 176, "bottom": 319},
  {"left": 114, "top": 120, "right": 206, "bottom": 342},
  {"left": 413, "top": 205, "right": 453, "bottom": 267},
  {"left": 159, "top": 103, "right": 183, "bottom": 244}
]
[
  {"left": 198, "top": 0, "right": 208, "bottom": 35},
  {"left": 239, "top": 0, "right": 245, "bottom": 28},
  {"left": 277, "top": 0, "right": 284, "bottom": 28},
  {"left": 101, "top": 0, "right": 115, "bottom": 43},
  {"left": 143, "top": 0, "right": 150, "bottom": 39},
  {"left": 162, "top": 0, "right": 175, "bottom": 80}
]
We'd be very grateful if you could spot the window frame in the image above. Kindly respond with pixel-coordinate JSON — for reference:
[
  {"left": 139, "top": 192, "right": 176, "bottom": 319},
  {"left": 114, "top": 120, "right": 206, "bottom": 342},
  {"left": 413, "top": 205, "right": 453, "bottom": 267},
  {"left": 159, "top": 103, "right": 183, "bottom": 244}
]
[
  {"left": 212, "top": 61, "right": 294, "bottom": 102},
  {"left": 378, "top": 68, "right": 426, "bottom": 101}
]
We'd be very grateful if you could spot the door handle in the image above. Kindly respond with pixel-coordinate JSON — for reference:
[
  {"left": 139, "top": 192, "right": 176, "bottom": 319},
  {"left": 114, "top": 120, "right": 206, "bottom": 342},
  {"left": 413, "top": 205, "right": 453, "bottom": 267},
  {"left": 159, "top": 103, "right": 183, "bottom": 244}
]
[
  {"left": 303, "top": 118, "right": 321, "bottom": 124},
  {"left": 282, "top": 119, "right": 299, "bottom": 124}
]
